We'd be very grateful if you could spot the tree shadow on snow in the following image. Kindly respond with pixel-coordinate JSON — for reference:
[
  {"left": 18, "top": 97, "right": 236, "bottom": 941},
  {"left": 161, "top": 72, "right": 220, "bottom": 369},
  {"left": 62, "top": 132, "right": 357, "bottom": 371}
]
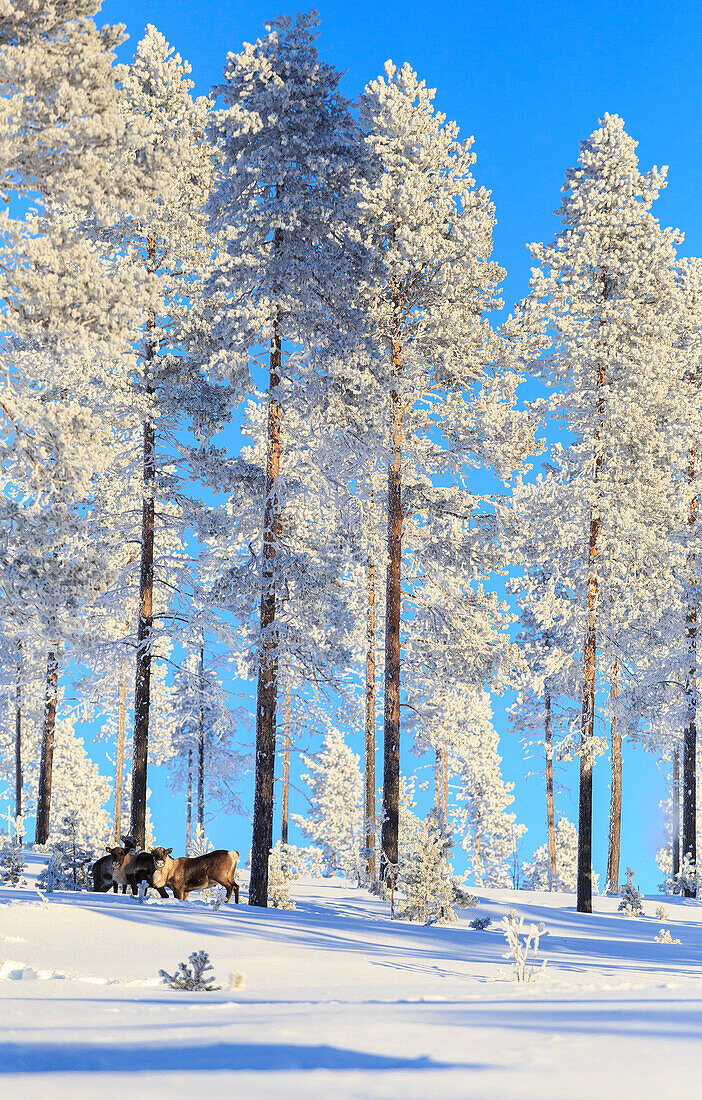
[{"left": 0, "top": 1040, "right": 485, "bottom": 1075}]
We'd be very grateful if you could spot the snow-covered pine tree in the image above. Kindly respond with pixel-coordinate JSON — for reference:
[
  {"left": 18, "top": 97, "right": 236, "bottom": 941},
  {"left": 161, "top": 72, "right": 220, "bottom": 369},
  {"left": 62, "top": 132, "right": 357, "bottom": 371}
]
[
  {"left": 517, "top": 114, "right": 693, "bottom": 912},
  {"left": 343, "top": 60, "right": 528, "bottom": 885},
  {"left": 523, "top": 817, "right": 578, "bottom": 893},
  {"left": 292, "top": 729, "right": 364, "bottom": 881},
  {"left": 204, "top": 11, "right": 366, "bottom": 907}
]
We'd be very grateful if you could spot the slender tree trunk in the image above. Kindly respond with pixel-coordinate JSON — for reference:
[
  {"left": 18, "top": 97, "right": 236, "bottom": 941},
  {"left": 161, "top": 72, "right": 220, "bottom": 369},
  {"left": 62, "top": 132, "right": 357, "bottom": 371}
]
[
  {"left": 197, "top": 643, "right": 205, "bottom": 834},
  {"left": 35, "top": 648, "right": 58, "bottom": 845},
  {"left": 544, "top": 689, "right": 556, "bottom": 889},
  {"left": 442, "top": 748, "right": 448, "bottom": 826},
  {"left": 186, "top": 747, "right": 193, "bottom": 851},
  {"left": 673, "top": 746, "right": 681, "bottom": 879},
  {"left": 606, "top": 660, "right": 622, "bottom": 893},
  {"left": 683, "top": 442, "right": 698, "bottom": 895},
  {"left": 113, "top": 657, "right": 128, "bottom": 842},
  {"left": 281, "top": 681, "right": 291, "bottom": 847},
  {"left": 130, "top": 232, "right": 157, "bottom": 849},
  {"left": 364, "top": 560, "right": 377, "bottom": 878},
  {"left": 381, "top": 316, "right": 403, "bottom": 884},
  {"left": 434, "top": 748, "right": 442, "bottom": 812},
  {"left": 249, "top": 283, "right": 283, "bottom": 908},
  {"left": 14, "top": 641, "right": 22, "bottom": 838}
]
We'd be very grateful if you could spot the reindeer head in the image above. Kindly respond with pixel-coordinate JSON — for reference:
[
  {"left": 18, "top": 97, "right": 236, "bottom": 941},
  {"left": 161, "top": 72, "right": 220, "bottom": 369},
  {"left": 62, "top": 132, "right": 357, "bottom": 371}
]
[
  {"left": 106, "top": 846, "right": 131, "bottom": 874},
  {"left": 150, "top": 846, "right": 173, "bottom": 870}
]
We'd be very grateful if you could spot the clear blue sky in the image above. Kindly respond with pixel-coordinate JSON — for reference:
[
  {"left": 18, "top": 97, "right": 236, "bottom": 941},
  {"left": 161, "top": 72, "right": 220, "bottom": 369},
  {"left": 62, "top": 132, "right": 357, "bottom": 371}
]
[{"left": 87, "top": 0, "right": 701, "bottom": 888}]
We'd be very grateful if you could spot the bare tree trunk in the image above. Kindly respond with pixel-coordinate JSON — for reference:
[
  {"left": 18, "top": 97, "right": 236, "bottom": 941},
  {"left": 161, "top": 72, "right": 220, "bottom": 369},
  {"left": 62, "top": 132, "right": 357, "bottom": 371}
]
[
  {"left": 434, "top": 748, "right": 442, "bottom": 812},
  {"left": 113, "top": 657, "right": 128, "bottom": 842},
  {"left": 197, "top": 643, "right": 205, "bottom": 834},
  {"left": 673, "top": 746, "right": 681, "bottom": 879},
  {"left": 130, "top": 232, "right": 157, "bottom": 850},
  {"left": 683, "top": 443, "right": 698, "bottom": 895},
  {"left": 35, "top": 648, "right": 58, "bottom": 845},
  {"left": 249, "top": 285, "right": 283, "bottom": 909},
  {"left": 381, "top": 312, "right": 403, "bottom": 885},
  {"left": 14, "top": 641, "right": 22, "bottom": 838},
  {"left": 281, "top": 681, "right": 291, "bottom": 847},
  {"left": 544, "top": 689, "right": 556, "bottom": 888},
  {"left": 606, "top": 660, "right": 622, "bottom": 893},
  {"left": 186, "top": 747, "right": 192, "bottom": 851},
  {"left": 364, "top": 560, "right": 377, "bottom": 878},
  {"left": 442, "top": 748, "right": 448, "bottom": 826}
]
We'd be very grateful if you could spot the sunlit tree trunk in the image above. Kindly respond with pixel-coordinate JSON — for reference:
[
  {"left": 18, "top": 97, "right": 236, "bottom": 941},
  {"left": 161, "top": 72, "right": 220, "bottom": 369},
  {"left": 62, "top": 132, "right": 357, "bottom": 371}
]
[
  {"left": 545, "top": 689, "right": 556, "bottom": 888},
  {"left": 186, "top": 747, "right": 193, "bottom": 851},
  {"left": 113, "top": 656, "right": 129, "bottom": 842},
  {"left": 35, "top": 648, "right": 59, "bottom": 845},
  {"left": 606, "top": 660, "right": 622, "bottom": 893},
  {"left": 131, "top": 232, "right": 157, "bottom": 849},
  {"left": 281, "top": 680, "right": 291, "bottom": 847},
  {"left": 672, "top": 746, "right": 681, "bottom": 879},
  {"left": 14, "top": 641, "right": 22, "bottom": 838},
  {"left": 197, "top": 642, "right": 205, "bottom": 833},
  {"left": 250, "top": 260, "right": 284, "bottom": 908},
  {"left": 683, "top": 442, "right": 698, "bottom": 896},
  {"left": 364, "top": 560, "right": 377, "bottom": 878}
]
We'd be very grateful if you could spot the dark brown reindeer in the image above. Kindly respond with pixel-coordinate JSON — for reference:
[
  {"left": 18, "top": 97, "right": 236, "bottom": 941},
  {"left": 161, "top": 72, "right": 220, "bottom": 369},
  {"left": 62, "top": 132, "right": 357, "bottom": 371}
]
[
  {"left": 92, "top": 835, "right": 136, "bottom": 893},
  {"left": 151, "top": 847, "right": 240, "bottom": 902},
  {"left": 103, "top": 844, "right": 169, "bottom": 898}
]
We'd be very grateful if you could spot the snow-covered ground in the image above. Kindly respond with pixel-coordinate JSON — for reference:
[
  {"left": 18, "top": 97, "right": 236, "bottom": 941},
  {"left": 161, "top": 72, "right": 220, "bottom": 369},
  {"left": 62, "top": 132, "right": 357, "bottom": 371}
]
[{"left": 1, "top": 855, "right": 701, "bottom": 1098}]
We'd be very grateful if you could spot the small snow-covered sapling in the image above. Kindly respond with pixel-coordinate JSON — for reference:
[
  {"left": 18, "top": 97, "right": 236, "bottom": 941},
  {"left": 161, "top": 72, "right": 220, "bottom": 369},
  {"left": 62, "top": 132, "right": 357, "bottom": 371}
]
[
  {"left": 501, "top": 910, "right": 548, "bottom": 982},
  {"left": 159, "top": 950, "right": 221, "bottom": 991},
  {"left": 618, "top": 867, "right": 644, "bottom": 917},
  {"left": 655, "top": 905, "right": 669, "bottom": 922},
  {"left": 654, "top": 928, "right": 681, "bottom": 944},
  {"left": 469, "top": 916, "right": 492, "bottom": 931}
]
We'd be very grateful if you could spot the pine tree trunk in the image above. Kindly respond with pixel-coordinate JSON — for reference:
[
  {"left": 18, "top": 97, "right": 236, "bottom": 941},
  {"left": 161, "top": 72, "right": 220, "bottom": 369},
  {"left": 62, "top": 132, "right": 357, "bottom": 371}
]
[
  {"left": 14, "top": 641, "right": 22, "bottom": 835},
  {"left": 130, "top": 232, "right": 157, "bottom": 850},
  {"left": 683, "top": 443, "right": 698, "bottom": 895},
  {"left": 442, "top": 748, "right": 448, "bottom": 826},
  {"left": 281, "top": 681, "right": 291, "bottom": 847},
  {"left": 197, "top": 643, "right": 205, "bottom": 833},
  {"left": 381, "top": 380, "right": 403, "bottom": 884},
  {"left": 186, "top": 747, "right": 192, "bottom": 851},
  {"left": 545, "top": 689, "right": 556, "bottom": 889},
  {"left": 434, "top": 748, "right": 442, "bottom": 813},
  {"left": 113, "top": 657, "right": 128, "bottom": 842},
  {"left": 606, "top": 660, "right": 622, "bottom": 893},
  {"left": 35, "top": 648, "right": 58, "bottom": 845},
  {"left": 364, "top": 560, "right": 377, "bottom": 878},
  {"left": 673, "top": 746, "right": 681, "bottom": 879},
  {"left": 249, "top": 289, "right": 283, "bottom": 909}
]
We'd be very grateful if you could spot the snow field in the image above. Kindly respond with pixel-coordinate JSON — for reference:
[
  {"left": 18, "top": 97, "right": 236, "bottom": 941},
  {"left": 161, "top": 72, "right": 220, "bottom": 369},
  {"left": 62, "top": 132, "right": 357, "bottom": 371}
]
[{"left": 1, "top": 855, "right": 702, "bottom": 1098}]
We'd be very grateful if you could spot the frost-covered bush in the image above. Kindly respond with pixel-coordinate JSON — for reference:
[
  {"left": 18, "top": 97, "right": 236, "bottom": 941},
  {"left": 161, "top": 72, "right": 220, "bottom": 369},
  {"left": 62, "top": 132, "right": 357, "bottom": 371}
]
[
  {"left": 268, "top": 841, "right": 296, "bottom": 910},
  {"left": 469, "top": 916, "right": 492, "bottom": 930},
  {"left": 654, "top": 927, "right": 681, "bottom": 944},
  {"left": 659, "top": 856, "right": 697, "bottom": 897},
  {"left": 276, "top": 843, "right": 325, "bottom": 879},
  {"left": 501, "top": 909, "right": 547, "bottom": 982},
  {"left": 655, "top": 905, "right": 670, "bottom": 922},
  {"left": 618, "top": 867, "right": 644, "bottom": 917},
  {"left": 37, "top": 812, "right": 94, "bottom": 892},
  {"left": 396, "top": 810, "right": 476, "bottom": 925},
  {"left": 159, "top": 950, "right": 221, "bottom": 991},
  {"left": 0, "top": 838, "right": 27, "bottom": 886}
]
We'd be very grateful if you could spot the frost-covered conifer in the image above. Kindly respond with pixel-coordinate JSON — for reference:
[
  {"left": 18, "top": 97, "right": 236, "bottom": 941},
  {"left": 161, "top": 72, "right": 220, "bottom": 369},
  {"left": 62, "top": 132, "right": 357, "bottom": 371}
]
[
  {"left": 523, "top": 818, "right": 579, "bottom": 893},
  {"left": 205, "top": 12, "right": 366, "bottom": 906},
  {"left": 293, "top": 729, "right": 363, "bottom": 881},
  {"left": 396, "top": 809, "right": 475, "bottom": 924}
]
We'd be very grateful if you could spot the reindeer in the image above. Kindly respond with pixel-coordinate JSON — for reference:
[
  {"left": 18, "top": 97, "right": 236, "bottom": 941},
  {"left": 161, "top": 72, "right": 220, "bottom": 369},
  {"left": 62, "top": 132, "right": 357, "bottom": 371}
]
[
  {"left": 151, "top": 847, "right": 240, "bottom": 902},
  {"left": 104, "top": 843, "right": 169, "bottom": 898},
  {"left": 92, "top": 835, "right": 136, "bottom": 893}
]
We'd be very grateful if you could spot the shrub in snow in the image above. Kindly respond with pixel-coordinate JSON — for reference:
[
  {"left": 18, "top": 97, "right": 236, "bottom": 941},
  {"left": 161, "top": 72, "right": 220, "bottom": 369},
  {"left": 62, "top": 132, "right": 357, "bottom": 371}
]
[
  {"left": 159, "top": 950, "right": 221, "bottom": 991},
  {"left": 655, "top": 905, "right": 670, "bottom": 922},
  {"left": 396, "top": 810, "right": 477, "bottom": 925},
  {"left": 659, "top": 856, "right": 697, "bottom": 898},
  {"left": 268, "top": 842, "right": 296, "bottom": 909},
  {"left": 469, "top": 916, "right": 492, "bottom": 930},
  {"left": 501, "top": 909, "right": 547, "bottom": 982},
  {"left": 654, "top": 928, "right": 681, "bottom": 944},
  {"left": 0, "top": 838, "right": 27, "bottom": 886},
  {"left": 275, "top": 843, "right": 325, "bottom": 879},
  {"left": 292, "top": 730, "right": 364, "bottom": 882},
  {"left": 37, "top": 812, "right": 94, "bottom": 892},
  {"left": 618, "top": 867, "right": 644, "bottom": 917}
]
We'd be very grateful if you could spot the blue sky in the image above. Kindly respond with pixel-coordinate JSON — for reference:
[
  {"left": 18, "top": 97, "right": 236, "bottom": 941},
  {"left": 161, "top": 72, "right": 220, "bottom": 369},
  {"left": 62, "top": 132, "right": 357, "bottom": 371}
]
[{"left": 80, "top": 0, "right": 702, "bottom": 888}]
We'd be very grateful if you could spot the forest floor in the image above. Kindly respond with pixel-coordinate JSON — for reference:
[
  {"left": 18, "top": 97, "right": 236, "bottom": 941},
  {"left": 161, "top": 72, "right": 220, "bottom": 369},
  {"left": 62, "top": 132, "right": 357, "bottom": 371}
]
[{"left": 1, "top": 854, "right": 701, "bottom": 1098}]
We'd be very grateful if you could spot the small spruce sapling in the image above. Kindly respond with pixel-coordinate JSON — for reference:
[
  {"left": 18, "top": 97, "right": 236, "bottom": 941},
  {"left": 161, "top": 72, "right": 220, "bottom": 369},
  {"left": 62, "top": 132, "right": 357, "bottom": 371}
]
[
  {"left": 469, "top": 916, "right": 492, "bottom": 930},
  {"left": 159, "top": 950, "right": 221, "bottom": 991},
  {"left": 0, "top": 837, "right": 27, "bottom": 886},
  {"left": 501, "top": 910, "right": 548, "bottom": 982},
  {"left": 396, "top": 810, "right": 476, "bottom": 924},
  {"left": 268, "top": 842, "right": 297, "bottom": 910},
  {"left": 37, "top": 812, "right": 94, "bottom": 892},
  {"left": 618, "top": 867, "right": 644, "bottom": 917},
  {"left": 655, "top": 905, "right": 670, "bottom": 921}
]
